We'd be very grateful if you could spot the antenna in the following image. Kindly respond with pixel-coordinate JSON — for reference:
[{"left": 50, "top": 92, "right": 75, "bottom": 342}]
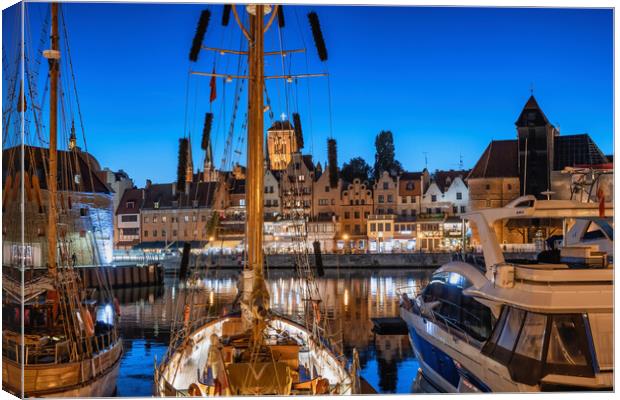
[{"left": 459, "top": 153, "right": 464, "bottom": 170}]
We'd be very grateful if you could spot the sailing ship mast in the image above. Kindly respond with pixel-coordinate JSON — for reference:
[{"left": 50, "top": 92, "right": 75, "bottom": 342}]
[{"left": 46, "top": 2, "right": 59, "bottom": 278}]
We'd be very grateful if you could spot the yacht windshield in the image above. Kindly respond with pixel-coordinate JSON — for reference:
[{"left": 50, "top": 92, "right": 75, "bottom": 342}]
[{"left": 482, "top": 307, "right": 596, "bottom": 385}]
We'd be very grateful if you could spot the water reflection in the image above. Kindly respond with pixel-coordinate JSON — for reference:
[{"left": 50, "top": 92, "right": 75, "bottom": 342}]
[{"left": 115, "top": 268, "right": 433, "bottom": 396}]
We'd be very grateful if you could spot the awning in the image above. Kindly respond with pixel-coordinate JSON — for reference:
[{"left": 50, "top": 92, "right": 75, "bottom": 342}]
[{"left": 206, "top": 239, "right": 243, "bottom": 249}]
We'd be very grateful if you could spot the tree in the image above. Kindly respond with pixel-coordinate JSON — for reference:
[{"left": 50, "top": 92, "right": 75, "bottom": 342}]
[
  {"left": 373, "top": 130, "right": 403, "bottom": 180},
  {"left": 341, "top": 157, "right": 371, "bottom": 183}
]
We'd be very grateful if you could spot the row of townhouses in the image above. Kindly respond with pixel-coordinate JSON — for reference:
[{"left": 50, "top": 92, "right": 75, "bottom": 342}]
[{"left": 113, "top": 95, "right": 613, "bottom": 254}]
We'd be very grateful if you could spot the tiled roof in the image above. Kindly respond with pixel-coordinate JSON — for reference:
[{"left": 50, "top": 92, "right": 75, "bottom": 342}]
[
  {"left": 116, "top": 188, "right": 142, "bottom": 215},
  {"left": 229, "top": 179, "right": 245, "bottom": 195},
  {"left": 3, "top": 145, "right": 111, "bottom": 194},
  {"left": 141, "top": 181, "right": 218, "bottom": 209},
  {"left": 268, "top": 120, "right": 294, "bottom": 131},
  {"left": 433, "top": 169, "right": 470, "bottom": 191},
  {"left": 302, "top": 154, "right": 315, "bottom": 171},
  {"left": 515, "top": 95, "right": 550, "bottom": 127},
  {"left": 554, "top": 134, "right": 609, "bottom": 170},
  {"left": 467, "top": 140, "right": 519, "bottom": 179},
  {"left": 398, "top": 171, "right": 425, "bottom": 197}
]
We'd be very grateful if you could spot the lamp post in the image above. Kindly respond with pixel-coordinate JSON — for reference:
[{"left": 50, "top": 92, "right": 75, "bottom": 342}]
[{"left": 342, "top": 233, "right": 349, "bottom": 254}]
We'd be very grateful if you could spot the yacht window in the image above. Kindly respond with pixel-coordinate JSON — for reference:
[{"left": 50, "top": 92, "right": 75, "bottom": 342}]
[
  {"left": 588, "top": 313, "right": 612, "bottom": 370},
  {"left": 495, "top": 307, "right": 526, "bottom": 363},
  {"left": 514, "top": 312, "right": 547, "bottom": 360},
  {"left": 546, "top": 315, "right": 591, "bottom": 375}
]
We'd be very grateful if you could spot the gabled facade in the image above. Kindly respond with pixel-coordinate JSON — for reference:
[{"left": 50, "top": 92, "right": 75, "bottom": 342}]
[
  {"left": 280, "top": 153, "right": 314, "bottom": 218},
  {"left": 340, "top": 179, "right": 373, "bottom": 252},
  {"left": 396, "top": 170, "right": 429, "bottom": 219},
  {"left": 373, "top": 171, "right": 398, "bottom": 215}
]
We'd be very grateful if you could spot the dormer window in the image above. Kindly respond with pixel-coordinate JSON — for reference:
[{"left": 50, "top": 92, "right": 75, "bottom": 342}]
[
  {"left": 154, "top": 201, "right": 159, "bottom": 209},
  {"left": 406, "top": 182, "right": 414, "bottom": 190},
  {"left": 127, "top": 201, "right": 135, "bottom": 209}
]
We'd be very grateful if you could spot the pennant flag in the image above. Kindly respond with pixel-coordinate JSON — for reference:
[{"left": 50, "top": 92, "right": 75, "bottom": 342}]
[{"left": 209, "top": 69, "right": 217, "bottom": 103}]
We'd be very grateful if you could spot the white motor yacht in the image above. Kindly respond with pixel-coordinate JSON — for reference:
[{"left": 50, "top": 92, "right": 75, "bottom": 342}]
[{"left": 400, "top": 195, "right": 613, "bottom": 392}]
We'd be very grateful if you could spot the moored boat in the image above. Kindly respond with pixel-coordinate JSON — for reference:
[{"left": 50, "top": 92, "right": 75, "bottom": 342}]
[{"left": 399, "top": 195, "right": 613, "bottom": 392}]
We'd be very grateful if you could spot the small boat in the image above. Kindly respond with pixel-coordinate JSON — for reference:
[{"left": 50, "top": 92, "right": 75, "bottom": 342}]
[
  {"left": 400, "top": 195, "right": 613, "bottom": 392},
  {"left": 2, "top": 3, "right": 122, "bottom": 396},
  {"left": 155, "top": 4, "right": 361, "bottom": 395}
]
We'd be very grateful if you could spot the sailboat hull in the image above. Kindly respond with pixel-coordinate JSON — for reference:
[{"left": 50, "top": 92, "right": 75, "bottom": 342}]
[
  {"left": 2, "top": 339, "right": 123, "bottom": 398},
  {"left": 155, "top": 315, "right": 353, "bottom": 396}
]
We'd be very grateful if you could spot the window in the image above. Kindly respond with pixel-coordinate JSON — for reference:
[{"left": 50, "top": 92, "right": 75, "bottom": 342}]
[
  {"left": 412, "top": 197, "right": 416, "bottom": 203},
  {"left": 387, "top": 208, "right": 393, "bottom": 214},
  {"left": 240, "top": 199, "right": 246, "bottom": 206},
  {"left": 431, "top": 195, "right": 437, "bottom": 202},
  {"left": 461, "top": 206, "right": 466, "bottom": 213},
  {"left": 426, "top": 208, "right": 432, "bottom": 214},
  {"left": 153, "top": 201, "right": 159, "bottom": 209},
  {"left": 383, "top": 182, "right": 389, "bottom": 190},
  {"left": 435, "top": 208, "right": 441, "bottom": 214},
  {"left": 153, "top": 230, "right": 158, "bottom": 237},
  {"left": 364, "top": 212, "right": 370, "bottom": 218},
  {"left": 184, "top": 215, "right": 189, "bottom": 222},
  {"left": 298, "top": 175, "right": 305, "bottom": 182},
  {"left": 162, "top": 216, "right": 167, "bottom": 223},
  {"left": 486, "top": 200, "right": 491, "bottom": 207},
  {"left": 144, "top": 231, "right": 148, "bottom": 238},
  {"left": 121, "top": 215, "right": 137, "bottom": 222},
  {"left": 378, "top": 195, "right": 384, "bottom": 203},
  {"left": 161, "top": 230, "right": 166, "bottom": 237},
  {"left": 354, "top": 211, "right": 360, "bottom": 219},
  {"left": 143, "top": 216, "right": 149, "bottom": 223},
  {"left": 456, "top": 192, "right": 462, "bottom": 200},
  {"left": 385, "top": 223, "right": 391, "bottom": 232},
  {"left": 378, "top": 223, "right": 384, "bottom": 231},
  {"left": 508, "top": 184, "right": 512, "bottom": 190},
  {"left": 453, "top": 206, "right": 458, "bottom": 214},
  {"left": 192, "top": 215, "right": 197, "bottom": 222},
  {"left": 412, "top": 210, "right": 417, "bottom": 216},
  {"left": 406, "top": 182, "right": 414, "bottom": 190},
  {"left": 172, "top": 230, "right": 177, "bottom": 236},
  {"left": 344, "top": 212, "right": 350, "bottom": 219},
  {"left": 401, "top": 209, "right": 407, "bottom": 216},
  {"left": 153, "top": 216, "right": 158, "bottom": 223},
  {"left": 325, "top": 186, "right": 330, "bottom": 192},
  {"left": 486, "top": 184, "right": 491, "bottom": 190},
  {"left": 402, "top": 196, "right": 407, "bottom": 203},
  {"left": 80, "top": 207, "right": 89, "bottom": 216},
  {"left": 370, "top": 223, "right": 376, "bottom": 232},
  {"left": 126, "top": 201, "right": 135, "bottom": 209},
  {"left": 387, "top": 195, "right": 393, "bottom": 203},
  {"left": 354, "top": 225, "right": 360, "bottom": 234}
]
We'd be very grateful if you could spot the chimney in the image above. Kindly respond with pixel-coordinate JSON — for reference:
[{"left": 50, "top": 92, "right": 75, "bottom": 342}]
[
  {"left": 172, "top": 182, "right": 176, "bottom": 197},
  {"left": 146, "top": 179, "right": 152, "bottom": 189}
]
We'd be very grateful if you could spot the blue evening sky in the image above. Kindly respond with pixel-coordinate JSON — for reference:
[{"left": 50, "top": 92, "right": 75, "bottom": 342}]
[{"left": 4, "top": 3, "right": 613, "bottom": 186}]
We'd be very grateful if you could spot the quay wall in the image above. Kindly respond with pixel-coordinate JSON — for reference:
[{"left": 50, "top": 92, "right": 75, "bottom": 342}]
[{"left": 163, "top": 252, "right": 538, "bottom": 272}]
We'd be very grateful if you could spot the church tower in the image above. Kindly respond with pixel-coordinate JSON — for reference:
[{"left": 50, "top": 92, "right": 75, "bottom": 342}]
[
  {"left": 185, "top": 135, "right": 194, "bottom": 183},
  {"left": 267, "top": 119, "right": 299, "bottom": 171},
  {"left": 515, "top": 95, "right": 558, "bottom": 199},
  {"left": 202, "top": 125, "right": 218, "bottom": 182}
]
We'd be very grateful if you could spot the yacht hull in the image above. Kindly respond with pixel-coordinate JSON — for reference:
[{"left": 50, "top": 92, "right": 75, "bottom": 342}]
[{"left": 400, "top": 307, "right": 521, "bottom": 393}]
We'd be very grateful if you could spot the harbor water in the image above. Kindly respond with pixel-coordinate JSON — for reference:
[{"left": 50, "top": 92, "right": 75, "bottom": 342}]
[{"left": 114, "top": 268, "right": 435, "bottom": 396}]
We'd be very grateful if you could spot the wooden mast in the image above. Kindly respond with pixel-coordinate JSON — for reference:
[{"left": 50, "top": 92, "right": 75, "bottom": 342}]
[
  {"left": 47, "top": 2, "right": 59, "bottom": 278},
  {"left": 247, "top": 4, "right": 265, "bottom": 291}
]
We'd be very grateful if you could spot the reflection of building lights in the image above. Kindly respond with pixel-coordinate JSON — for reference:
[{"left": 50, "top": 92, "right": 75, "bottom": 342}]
[
  {"left": 344, "top": 289, "right": 349, "bottom": 307},
  {"left": 209, "top": 291, "right": 214, "bottom": 306}
]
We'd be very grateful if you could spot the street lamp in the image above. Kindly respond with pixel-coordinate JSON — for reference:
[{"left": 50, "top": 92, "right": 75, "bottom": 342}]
[{"left": 342, "top": 233, "right": 349, "bottom": 254}]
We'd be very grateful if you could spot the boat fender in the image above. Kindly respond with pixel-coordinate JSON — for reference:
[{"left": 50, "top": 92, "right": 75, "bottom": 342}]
[
  {"left": 183, "top": 304, "right": 191, "bottom": 325},
  {"left": 83, "top": 308, "right": 95, "bottom": 337},
  {"left": 114, "top": 297, "right": 121, "bottom": 317}
]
